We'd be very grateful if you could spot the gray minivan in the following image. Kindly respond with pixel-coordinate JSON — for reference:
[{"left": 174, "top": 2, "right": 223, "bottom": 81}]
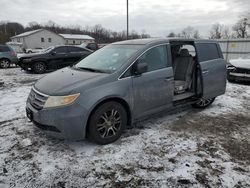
[{"left": 26, "top": 38, "right": 227, "bottom": 144}]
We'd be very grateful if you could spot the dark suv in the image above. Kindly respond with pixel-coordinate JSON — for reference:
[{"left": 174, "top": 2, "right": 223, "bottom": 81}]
[
  {"left": 0, "top": 44, "right": 18, "bottom": 68},
  {"left": 18, "top": 45, "right": 92, "bottom": 73}
]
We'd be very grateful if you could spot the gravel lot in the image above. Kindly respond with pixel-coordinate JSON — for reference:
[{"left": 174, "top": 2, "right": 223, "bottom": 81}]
[{"left": 0, "top": 68, "right": 250, "bottom": 188}]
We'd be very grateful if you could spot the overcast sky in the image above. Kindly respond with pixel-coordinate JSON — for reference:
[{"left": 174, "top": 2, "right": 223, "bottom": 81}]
[{"left": 0, "top": 0, "right": 249, "bottom": 37}]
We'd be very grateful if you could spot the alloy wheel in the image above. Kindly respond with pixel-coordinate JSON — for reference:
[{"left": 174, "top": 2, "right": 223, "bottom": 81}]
[
  {"left": 0, "top": 60, "right": 10, "bottom": 68},
  {"left": 33, "top": 62, "right": 46, "bottom": 73},
  {"left": 197, "top": 98, "right": 213, "bottom": 107},
  {"left": 97, "top": 109, "right": 121, "bottom": 138}
]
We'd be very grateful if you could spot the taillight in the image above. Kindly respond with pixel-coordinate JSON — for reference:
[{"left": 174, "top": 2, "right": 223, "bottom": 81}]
[{"left": 10, "top": 51, "right": 17, "bottom": 57}]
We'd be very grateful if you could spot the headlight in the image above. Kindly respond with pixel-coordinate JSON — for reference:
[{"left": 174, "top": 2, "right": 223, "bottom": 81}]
[
  {"left": 23, "top": 58, "right": 32, "bottom": 63},
  {"left": 44, "top": 93, "right": 80, "bottom": 108}
]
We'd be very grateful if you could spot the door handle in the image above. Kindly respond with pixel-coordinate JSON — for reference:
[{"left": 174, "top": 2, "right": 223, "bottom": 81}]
[
  {"left": 202, "top": 70, "right": 209, "bottom": 74},
  {"left": 164, "top": 77, "right": 173, "bottom": 81}
]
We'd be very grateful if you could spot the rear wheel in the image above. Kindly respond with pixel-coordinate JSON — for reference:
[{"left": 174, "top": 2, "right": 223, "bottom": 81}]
[
  {"left": 88, "top": 101, "right": 127, "bottom": 145},
  {"left": 0, "top": 59, "right": 10, "bottom": 68},
  {"left": 192, "top": 97, "right": 215, "bottom": 108},
  {"left": 32, "top": 62, "right": 47, "bottom": 74}
]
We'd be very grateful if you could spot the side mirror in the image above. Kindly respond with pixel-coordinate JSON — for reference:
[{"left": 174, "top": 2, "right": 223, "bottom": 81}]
[
  {"left": 134, "top": 62, "right": 148, "bottom": 75},
  {"left": 51, "top": 51, "right": 56, "bottom": 56}
]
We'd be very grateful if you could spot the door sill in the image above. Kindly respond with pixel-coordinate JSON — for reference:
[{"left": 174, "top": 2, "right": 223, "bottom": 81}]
[{"left": 173, "top": 92, "right": 195, "bottom": 102}]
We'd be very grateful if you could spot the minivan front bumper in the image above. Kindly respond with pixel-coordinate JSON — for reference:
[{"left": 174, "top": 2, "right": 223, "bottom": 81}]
[{"left": 26, "top": 101, "right": 88, "bottom": 140}]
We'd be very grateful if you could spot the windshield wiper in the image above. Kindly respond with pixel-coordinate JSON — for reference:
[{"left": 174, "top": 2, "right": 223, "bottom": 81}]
[{"left": 73, "top": 66, "right": 108, "bottom": 73}]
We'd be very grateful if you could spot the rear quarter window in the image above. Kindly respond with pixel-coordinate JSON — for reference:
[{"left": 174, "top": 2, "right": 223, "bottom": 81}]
[
  {"left": 0, "top": 46, "right": 11, "bottom": 52},
  {"left": 196, "top": 43, "right": 220, "bottom": 62},
  {"left": 68, "top": 46, "right": 87, "bottom": 53}
]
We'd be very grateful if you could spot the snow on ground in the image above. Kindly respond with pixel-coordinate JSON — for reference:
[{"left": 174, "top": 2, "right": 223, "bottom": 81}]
[{"left": 0, "top": 68, "right": 249, "bottom": 188}]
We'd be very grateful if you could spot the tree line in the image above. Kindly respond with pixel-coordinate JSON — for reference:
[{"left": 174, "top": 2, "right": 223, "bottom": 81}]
[
  {"left": 0, "top": 20, "right": 150, "bottom": 44},
  {"left": 0, "top": 13, "right": 250, "bottom": 44},
  {"left": 167, "top": 14, "right": 250, "bottom": 39}
]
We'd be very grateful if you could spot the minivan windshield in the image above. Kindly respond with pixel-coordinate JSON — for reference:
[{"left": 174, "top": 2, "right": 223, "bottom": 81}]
[{"left": 74, "top": 44, "right": 142, "bottom": 73}]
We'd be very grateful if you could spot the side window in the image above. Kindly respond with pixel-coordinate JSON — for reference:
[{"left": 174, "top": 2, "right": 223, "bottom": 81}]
[
  {"left": 68, "top": 47, "right": 86, "bottom": 53},
  {"left": 87, "top": 43, "right": 97, "bottom": 50},
  {"left": 0, "top": 46, "right": 10, "bottom": 52},
  {"left": 197, "top": 43, "right": 220, "bottom": 61},
  {"left": 41, "top": 37, "right": 44, "bottom": 42},
  {"left": 48, "top": 38, "right": 52, "bottom": 43},
  {"left": 137, "top": 45, "right": 168, "bottom": 72},
  {"left": 53, "top": 47, "right": 67, "bottom": 54}
]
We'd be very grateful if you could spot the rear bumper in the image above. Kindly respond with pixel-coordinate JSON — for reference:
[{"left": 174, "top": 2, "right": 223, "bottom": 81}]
[
  {"left": 10, "top": 57, "right": 18, "bottom": 64},
  {"left": 26, "top": 101, "right": 89, "bottom": 140}
]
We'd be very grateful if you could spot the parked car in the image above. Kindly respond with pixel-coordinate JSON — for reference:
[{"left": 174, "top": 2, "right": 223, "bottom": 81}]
[
  {"left": 227, "top": 54, "right": 250, "bottom": 82},
  {"left": 26, "top": 47, "right": 44, "bottom": 53},
  {"left": 98, "top": 43, "right": 108, "bottom": 49},
  {"left": 0, "top": 44, "right": 18, "bottom": 68},
  {"left": 18, "top": 45, "right": 92, "bottom": 73},
  {"left": 26, "top": 38, "right": 227, "bottom": 144},
  {"left": 80, "top": 42, "right": 99, "bottom": 51}
]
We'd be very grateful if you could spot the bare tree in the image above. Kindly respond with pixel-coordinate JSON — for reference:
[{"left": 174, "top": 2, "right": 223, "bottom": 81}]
[
  {"left": 180, "top": 26, "right": 200, "bottom": 39},
  {"left": 222, "top": 26, "right": 230, "bottom": 39},
  {"left": 209, "top": 23, "right": 224, "bottom": 39},
  {"left": 181, "top": 26, "right": 195, "bottom": 38},
  {"left": 167, "top": 32, "right": 176, "bottom": 37},
  {"left": 232, "top": 18, "right": 249, "bottom": 38},
  {"left": 193, "top": 30, "right": 200, "bottom": 39}
]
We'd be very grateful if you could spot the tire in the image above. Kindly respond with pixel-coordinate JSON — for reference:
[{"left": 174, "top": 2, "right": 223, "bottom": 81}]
[
  {"left": 88, "top": 101, "right": 127, "bottom": 145},
  {"left": 32, "top": 62, "right": 47, "bottom": 74},
  {"left": 192, "top": 97, "right": 215, "bottom": 109},
  {"left": 0, "top": 59, "right": 10, "bottom": 69}
]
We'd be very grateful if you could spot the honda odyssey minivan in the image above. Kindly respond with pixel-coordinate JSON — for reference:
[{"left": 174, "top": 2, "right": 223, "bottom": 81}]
[{"left": 26, "top": 38, "right": 227, "bottom": 144}]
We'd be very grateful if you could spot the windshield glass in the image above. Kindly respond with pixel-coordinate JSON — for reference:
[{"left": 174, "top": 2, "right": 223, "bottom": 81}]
[
  {"left": 75, "top": 44, "right": 142, "bottom": 73},
  {"left": 43, "top": 46, "right": 54, "bottom": 52}
]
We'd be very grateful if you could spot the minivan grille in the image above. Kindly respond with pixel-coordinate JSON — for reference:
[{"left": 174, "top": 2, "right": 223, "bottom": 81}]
[{"left": 28, "top": 88, "right": 48, "bottom": 110}]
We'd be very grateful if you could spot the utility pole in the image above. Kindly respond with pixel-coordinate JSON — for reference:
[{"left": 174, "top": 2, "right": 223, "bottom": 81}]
[{"left": 127, "top": 0, "right": 129, "bottom": 39}]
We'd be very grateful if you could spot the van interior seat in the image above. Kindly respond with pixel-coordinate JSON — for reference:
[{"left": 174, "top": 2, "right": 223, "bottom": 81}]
[{"left": 173, "top": 48, "right": 195, "bottom": 94}]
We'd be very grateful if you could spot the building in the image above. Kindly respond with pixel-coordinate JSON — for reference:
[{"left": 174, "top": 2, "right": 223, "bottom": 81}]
[
  {"left": 217, "top": 39, "right": 250, "bottom": 61},
  {"left": 10, "top": 29, "right": 94, "bottom": 49},
  {"left": 59, "top": 34, "right": 95, "bottom": 45}
]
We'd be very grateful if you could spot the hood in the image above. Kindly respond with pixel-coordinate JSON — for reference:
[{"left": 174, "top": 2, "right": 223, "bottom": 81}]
[
  {"left": 19, "top": 52, "right": 45, "bottom": 59},
  {"left": 34, "top": 67, "right": 109, "bottom": 95},
  {"left": 230, "top": 59, "right": 250, "bottom": 69}
]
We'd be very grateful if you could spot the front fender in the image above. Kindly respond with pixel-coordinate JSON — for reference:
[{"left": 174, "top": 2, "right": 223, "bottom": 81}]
[{"left": 76, "top": 78, "right": 133, "bottom": 137}]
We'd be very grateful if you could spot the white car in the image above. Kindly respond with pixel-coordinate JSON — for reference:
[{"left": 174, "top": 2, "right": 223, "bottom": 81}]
[
  {"left": 227, "top": 54, "right": 250, "bottom": 82},
  {"left": 26, "top": 48, "right": 44, "bottom": 53}
]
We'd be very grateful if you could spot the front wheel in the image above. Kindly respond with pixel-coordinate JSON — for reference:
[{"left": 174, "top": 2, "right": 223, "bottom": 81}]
[
  {"left": 0, "top": 59, "right": 10, "bottom": 68},
  {"left": 32, "top": 62, "right": 47, "bottom": 74},
  {"left": 88, "top": 101, "right": 127, "bottom": 145},
  {"left": 192, "top": 97, "right": 215, "bottom": 109}
]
